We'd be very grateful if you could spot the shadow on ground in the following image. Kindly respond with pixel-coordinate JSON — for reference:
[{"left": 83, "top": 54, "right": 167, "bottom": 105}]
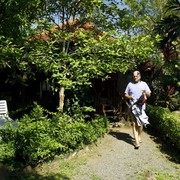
[
  {"left": 109, "top": 127, "right": 180, "bottom": 164},
  {"left": 108, "top": 130, "right": 134, "bottom": 147},
  {"left": 145, "top": 127, "right": 180, "bottom": 164}
]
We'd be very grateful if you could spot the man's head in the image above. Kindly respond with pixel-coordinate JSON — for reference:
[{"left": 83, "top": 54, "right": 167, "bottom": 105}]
[{"left": 133, "top": 71, "right": 141, "bottom": 83}]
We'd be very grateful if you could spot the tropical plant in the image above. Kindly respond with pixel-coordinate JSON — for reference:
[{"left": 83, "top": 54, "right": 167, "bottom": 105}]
[
  {"left": 151, "top": 0, "right": 180, "bottom": 110},
  {"left": 154, "top": 0, "right": 180, "bottom": 62}
]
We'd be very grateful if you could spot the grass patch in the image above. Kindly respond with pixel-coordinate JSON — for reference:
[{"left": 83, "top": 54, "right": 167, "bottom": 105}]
[{"left": 138, "top": 169, "right": 180, "bottom": 180}]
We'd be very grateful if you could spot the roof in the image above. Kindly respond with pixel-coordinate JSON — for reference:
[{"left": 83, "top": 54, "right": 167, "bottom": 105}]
[{"left": 30, "top": 19, "right": 96, "bottom": 41}]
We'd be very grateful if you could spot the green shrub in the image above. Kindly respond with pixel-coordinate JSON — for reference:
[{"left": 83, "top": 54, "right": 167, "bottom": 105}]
[
  {"left": 0, "top": 141, "right": 15, "bottom": 164},
  {"left": 0, "top": 123, "right": 17, "bottom": 165},
  {"left": 0, "top": 103, "right": 109, "bottom": 167},
  {"left": 50, "top": 113, "right": 85, "bottom": 152},
  {"left": 147, "top": 105, "right": 180, "bottom": 150},
  {"left": 50, "top": 112, "right": 109, "bottom": 152},
  {"left": 83, "top": 116, "right": 109, "bottom": 144},
  {"left": 14, "top": 104, "right": 65, "bottom": 166}
]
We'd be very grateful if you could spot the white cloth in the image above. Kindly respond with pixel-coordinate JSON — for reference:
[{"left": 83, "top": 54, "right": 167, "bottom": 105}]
[{"left": 130, "top": 100, "right": 150, "bottom": 127}]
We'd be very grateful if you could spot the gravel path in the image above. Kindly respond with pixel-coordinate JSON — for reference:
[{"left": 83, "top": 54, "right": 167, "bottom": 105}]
[
  {"left": 36, "top": 126, "right": 180, "bottom": 180},
  {"left": 70, "top": 127, "right": 180, "bottom": 180}
]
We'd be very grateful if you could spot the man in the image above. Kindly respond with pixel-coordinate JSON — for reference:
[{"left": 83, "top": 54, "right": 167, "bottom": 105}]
[{"left": 124, "top": 71, "right": 151, "bottom": 149}]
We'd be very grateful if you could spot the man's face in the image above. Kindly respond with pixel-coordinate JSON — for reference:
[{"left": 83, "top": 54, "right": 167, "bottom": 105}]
[{"left": 133, "top": 72, "right": 141, "bottom": 82}]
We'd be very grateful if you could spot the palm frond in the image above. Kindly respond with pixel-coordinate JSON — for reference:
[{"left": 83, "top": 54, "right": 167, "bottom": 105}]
[{"left": 166, "top": 0, "right": 180, "bottom": 13}]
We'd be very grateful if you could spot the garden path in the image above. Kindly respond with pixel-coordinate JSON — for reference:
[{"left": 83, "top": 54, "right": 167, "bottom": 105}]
[{"left": 36, "top": 126, "right": 180, "bottom": 180}]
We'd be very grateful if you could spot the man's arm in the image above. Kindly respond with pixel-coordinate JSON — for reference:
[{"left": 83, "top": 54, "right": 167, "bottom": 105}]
[
  {"left": 124, "top": 93, "right": 134, "bottom": 100},
  {"left": 143, "top": 82, "right": 151, "bottom": 98}
]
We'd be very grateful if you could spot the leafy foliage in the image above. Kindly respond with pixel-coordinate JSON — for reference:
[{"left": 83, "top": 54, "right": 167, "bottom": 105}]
[
  {"left": 122, "top": 0, "right": 168, "bottom": 35},
  {"left": 0, "top": 103, "right": 109, "bottom": 167},
  {"left": 0, "top": 0, "right": 44, "bottom": 39},
  {"left": 30, "top": 27, "right": 156, "bottom": 89},
  {"left": 150, "top": 52, "right": 180, "bottom": 110},
  {"left": 153, "top": 0, "right": 180, "bottom": 62},
  {"left": 0, "top": 0, "right": 158, "bottom": 112},
  {"left": 0, "top": 123, "right": 16, "bottom": 165},
  {"left": 147, "top": 105, "right": 180, "bottom": 150}
]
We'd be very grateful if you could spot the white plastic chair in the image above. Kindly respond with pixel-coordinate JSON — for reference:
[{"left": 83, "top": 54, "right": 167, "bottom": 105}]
[
  {"left": 0, "top": 100, "right": 17, "bottom": 128},
  {"left": 0, "top": 100, "right": 9, "bottom": 119}
]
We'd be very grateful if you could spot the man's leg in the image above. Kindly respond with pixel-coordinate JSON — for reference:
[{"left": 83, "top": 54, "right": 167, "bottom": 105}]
[
  {"left": 138, "top": 125, "right": 143, "bottom": 142},
  {"left": 130, "top": 113, "right": 140, "bottom": 148},
  {"left": 132, "top": 122, "right": 139, "bottom": 147}
]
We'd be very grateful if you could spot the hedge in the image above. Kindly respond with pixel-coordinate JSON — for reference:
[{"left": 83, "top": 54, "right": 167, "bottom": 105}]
[{"left": 147, "top": 105, "right": 180, "bottom": 150}]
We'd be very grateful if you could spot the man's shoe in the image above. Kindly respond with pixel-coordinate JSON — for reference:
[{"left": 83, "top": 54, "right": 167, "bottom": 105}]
[{"left": 134, "top": 144, "right": 140, "bottom": 149}]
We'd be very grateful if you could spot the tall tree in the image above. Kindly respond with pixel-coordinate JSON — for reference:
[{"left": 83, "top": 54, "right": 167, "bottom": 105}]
[
  {"left": 121, "top": 0, "right": 168, "bottom": 35},
  {"left": 0, "top": 0, "right": 156, "bottom": 112},
  {"left": 30, "top": 20, "right": 155, "bottom": 111}
]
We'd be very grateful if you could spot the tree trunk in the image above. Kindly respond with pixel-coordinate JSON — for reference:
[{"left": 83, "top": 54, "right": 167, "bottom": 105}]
[{"left": 59, "top": 86, "right": 65, "bottom": 112}]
